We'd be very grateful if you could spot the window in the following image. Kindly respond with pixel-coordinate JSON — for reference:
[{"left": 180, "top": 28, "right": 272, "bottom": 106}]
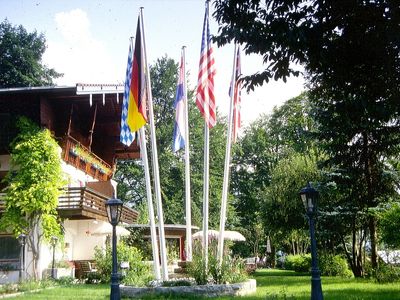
[{"left": 0, "top": 235, "right": 21, "bottom": 270}]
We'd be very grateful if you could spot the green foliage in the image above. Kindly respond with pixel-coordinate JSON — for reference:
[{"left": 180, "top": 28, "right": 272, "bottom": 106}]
[
  {"left": 214, "top": 0, "right": 400, "bottom": 274},
  {"left": 231, "top": 94, "right": 316, "bottom": 259},
  {"left": 166, "top": 240, "right": 179, "bottom": 264},
  {"left": 0, "top": 19, "right": 62, "bottom": 88},
  {"left": 284, "top": 254, "right": 311, "bottom": 273},
  {"left": 379, "top": 203, "right": 400, "bottom": 249},
  {"left": 0, "top": 116, "right": 65, "bottom": 278},
  {"left": 319, "top": 253, "right": 353, "bottom": 277},
  {"left": 373, "top": 264, "right": 400, "bottom": 284},
  {"left": 123, "top": 227, "right": 153, "bottom": 260},
  {"left": 17, "top": 279, "right": 54, "bottom": 292},
  {"left": 93, "top": 242, "right": 153, "bottom": 286},
  {"left": 187, "top": 251, "right": 208, "bottom": 285},
  {"left": 56, "top": 276, "right": 76, "bottom": 286},
  {"left": 0, "top": 116, "right": 64, "bottom": 238},
  {"left": 161, "top": 279, "right": 194, "bottom": 287},
  {"left": 187, "top": 240, "right": 248, "bottom": 285}
]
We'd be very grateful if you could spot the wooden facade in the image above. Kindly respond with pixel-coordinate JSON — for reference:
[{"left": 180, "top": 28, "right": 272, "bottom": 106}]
[{"left": 0, "top": 86, "right": 139, "bottom": 224}]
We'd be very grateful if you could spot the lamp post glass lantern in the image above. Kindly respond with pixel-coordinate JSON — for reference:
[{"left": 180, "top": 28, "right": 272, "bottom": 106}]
[
  {"left": 17, "top": 234, "right": 26, "bottom": 281},
  {"left": 299, "top": 182, "right": 324, "bottom": 300},
  {"left": 50, "top": 236, "right": 58, "bottom": 279},
  {"left": 106, "top": 198, "right": 123, "bottom": 300}
]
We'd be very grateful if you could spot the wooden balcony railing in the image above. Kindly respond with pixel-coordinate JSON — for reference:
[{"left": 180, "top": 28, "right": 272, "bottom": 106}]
[
  {"left": 0, "top": 190, "right": 138, "bottom": 225},
  {"left": 61, "top": 136, "right": 113, "bottom": 181},
  {"left": 57, "top": 187, "right": 138, "bottom": 224},
  {"left": 0, "top": 193, "right": 5, "bottom": 214}
]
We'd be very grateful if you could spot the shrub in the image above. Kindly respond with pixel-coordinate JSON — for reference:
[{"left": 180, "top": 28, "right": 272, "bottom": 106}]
[
  {"left": 187, "top": 252, "right": 208, "bottom": 285},
  {"left": 284, "top": 254, "right": 311, "bottom": 272},
  {"left": 94, "top": 242, "right": 153, "bottom": 286},
  {"left": 373, "top": 264, "right": 400, "bottom": 283},
  {"left": 56, "top": 276, "right": 76, "bottom": 285},
  {"left": 319, "top": 253, "right": 352, "bottom": 277},
  {"left": 162, "top": 279, "right": 194, "bottom": 287},
  {"left": 187, "top": 240, "right": 248, "bottom": 285}
]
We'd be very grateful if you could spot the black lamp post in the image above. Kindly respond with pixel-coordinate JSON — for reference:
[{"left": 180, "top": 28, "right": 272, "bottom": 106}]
[
  {"left": 17, "top": 234, "right": 26, "bottom": 282},
  {"left": 50, "top": 236, "right": 58, "bottom": 279},
  {"left": 300, "top": 182, "right": 324, "bottom": 300},
  {"left": 106, "top": 198, "right": 123, "bottom": 300}
]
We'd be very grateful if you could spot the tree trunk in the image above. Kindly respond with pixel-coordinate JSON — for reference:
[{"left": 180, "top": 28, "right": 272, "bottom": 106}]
[
  {"left": 270, "top": 245, "right": 276, "bottom": 268},
  {"left": 369, "top": 215, "right": 378, "bottom": 269}
]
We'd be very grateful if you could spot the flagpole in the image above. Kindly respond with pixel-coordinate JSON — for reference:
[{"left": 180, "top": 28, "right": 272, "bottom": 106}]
[
  {"left": 203, "top": 122, "right": 210, "bottom": 270},
  {"left": 182, "top": 46, "right": 193, "bottom": 262},
  {"left": 201, "top": 0, "right": 211, "bottom": 271},
  {"left": 138, "top": 127, "right": 161, "bottom": 280},
  {"left": 140, "top": 8, "right": 169, "bottom": 280},
  {"left": 217, "top": 43, "right": 238, "bottom": 264}
]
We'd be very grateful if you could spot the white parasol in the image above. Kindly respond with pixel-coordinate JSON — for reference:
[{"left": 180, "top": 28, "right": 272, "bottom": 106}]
[
  {"left": 192, "top": 230, "right": 245, "bottom": 241},
  {"left": 91, "top": 223, "right": 130, "bottom": 236}
]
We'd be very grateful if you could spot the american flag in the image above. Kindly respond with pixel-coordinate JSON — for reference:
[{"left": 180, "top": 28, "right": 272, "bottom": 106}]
[
  {"left": 196, "top": 3, "right": 216, "bottom": 128},
  {"left": 231, "top": 47, "right": 242, "bottom": 143}
]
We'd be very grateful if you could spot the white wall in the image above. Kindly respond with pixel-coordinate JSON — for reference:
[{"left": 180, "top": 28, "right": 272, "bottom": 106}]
[
  {"left": 64, "top": 219, "right": 108, "bottom": 261},
  {"left": 61, "top": 161, "right": 97, "bottom": 187}
]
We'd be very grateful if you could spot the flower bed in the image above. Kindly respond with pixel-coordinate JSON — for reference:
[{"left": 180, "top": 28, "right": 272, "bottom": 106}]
[{"left": 120, "top": 279, "right": 256, "bottom": 298}]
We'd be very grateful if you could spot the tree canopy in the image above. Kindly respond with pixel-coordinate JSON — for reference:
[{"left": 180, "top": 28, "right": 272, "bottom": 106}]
[
  {"left": 0, "top": 19, "right": 62, "bottom": 88},
  {"left": 213, "top": 0, "right": 400, "bottom": 93}
]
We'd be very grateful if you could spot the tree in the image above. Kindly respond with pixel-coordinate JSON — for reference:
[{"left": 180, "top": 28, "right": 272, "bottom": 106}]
[
  {"left": 213, "top": 0, "right": 399, "bottom": 93},
  {"left": 263, "top": 151, "right": 321, "bottom": 255},
  {"left": 0, "top": 19, "right": 62, "bottom": 88},
  {"left": 231, "top": 94, "right": 316, "bottom": 259},
  {"left": 380, "top": 202, "right": 400, "bottom": 249},
  {"left": 214, "top": 0, "right": 400, "bottom": 270},
  {"left": 0, "top": 117, "right": 65, "bottom": 279}
]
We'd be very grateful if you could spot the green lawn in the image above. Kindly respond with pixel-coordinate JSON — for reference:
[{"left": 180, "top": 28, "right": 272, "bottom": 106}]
[{"left": 10, "top": 269, "right": 400, "bottom": 299}]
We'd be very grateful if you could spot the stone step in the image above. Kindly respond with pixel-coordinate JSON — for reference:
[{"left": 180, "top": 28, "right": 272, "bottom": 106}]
[
  {"left": 178, "top": 261, "right": 188, "bottom": 268},
  {"left": 173, "top": 267, "right": 187, "bottom": 274}
]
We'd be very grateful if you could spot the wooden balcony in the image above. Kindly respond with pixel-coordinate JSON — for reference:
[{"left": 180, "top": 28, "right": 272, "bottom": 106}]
[
  {"left": 57, "top": 187, "right": 138, "bottom": 224},
  {"left": 61, "top": 136, "right": 113, "bottom": 181},
  {"left": 0, "top": 193, "right": 5, "bottom": 214},
  {"left": 0, "top": 190, "right": 138, "bottom": 225}
]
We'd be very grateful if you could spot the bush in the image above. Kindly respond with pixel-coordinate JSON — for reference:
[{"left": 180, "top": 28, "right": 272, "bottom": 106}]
[
  {"left": 319, "top": 253, "right": 353, "bottom": 277},
  {"left": 284, "top": 254, "right": 311, "bottom": 272},
  {"left": 187, "top": 240, "right": 248, "bottom": 285},
  {"left": 55, "top": 276, "right": 76, "bottom": 285},
  {"left": 373, "top": 264, "right": 400, "bottom": 283},
  {"left": 162, "top": 279, "right": 194, "bottom": 287},
  {"left": 187, "top": 252, "right": 208, "bottom": 285},
  {"left": 94, "top": 242, "right": 153, "bottom": 286}
]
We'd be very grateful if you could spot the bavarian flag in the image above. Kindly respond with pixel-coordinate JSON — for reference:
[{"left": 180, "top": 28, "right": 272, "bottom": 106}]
[{"left": 127, "top": 15, "right": 148, "bottom": 133}]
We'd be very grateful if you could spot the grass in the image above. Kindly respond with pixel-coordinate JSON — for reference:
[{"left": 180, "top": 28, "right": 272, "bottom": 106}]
[{"left": 9, "top": 269, "right": 400, "bottom": 299}]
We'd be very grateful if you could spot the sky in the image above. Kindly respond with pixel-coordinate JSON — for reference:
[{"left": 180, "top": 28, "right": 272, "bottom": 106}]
[{"left": 0, "top": 0, "right": 305, "bottom": 126}]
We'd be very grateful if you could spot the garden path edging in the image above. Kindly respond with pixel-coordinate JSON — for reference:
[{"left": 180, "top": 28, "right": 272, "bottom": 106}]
[{"left": 121, "top": 279, "right": 256, "bottom": 298}]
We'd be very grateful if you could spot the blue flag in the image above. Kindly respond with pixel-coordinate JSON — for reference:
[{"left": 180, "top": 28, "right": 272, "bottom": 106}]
[
  {"left": 120, "top": 42, "right": 135, "bottom": 146},
  {"left": 172, "top": 55, "right": 186, "bottom": 152}
]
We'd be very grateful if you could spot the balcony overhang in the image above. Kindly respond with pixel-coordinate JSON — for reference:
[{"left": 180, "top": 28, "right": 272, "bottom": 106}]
[{"left": 57, "top": 187, "right": 138, "bottom": 224}]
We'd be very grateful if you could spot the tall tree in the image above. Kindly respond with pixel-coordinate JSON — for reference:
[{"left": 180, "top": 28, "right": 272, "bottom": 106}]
[
  {"left": 214, "top": 0, "right": 400, "bottom": 269},
  {"left": 231, "top": 94, "right": 316, "bottom": 258},
  {"left": 0, "top": 19, "right": 62, "bottom": 88}
]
